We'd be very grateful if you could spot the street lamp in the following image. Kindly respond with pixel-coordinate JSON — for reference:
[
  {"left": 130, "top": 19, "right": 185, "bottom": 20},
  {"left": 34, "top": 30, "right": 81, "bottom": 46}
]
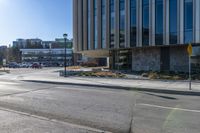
[{"left": 63, "top": 33, "right": 68, "bottom": 77}]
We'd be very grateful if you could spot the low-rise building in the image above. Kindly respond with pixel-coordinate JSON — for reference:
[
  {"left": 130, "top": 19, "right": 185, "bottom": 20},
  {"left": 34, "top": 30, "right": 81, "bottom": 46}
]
[
  {"left": 18, "top": 39, "right": 73, "bottom": 66},
  {"left": 20, "top": 48, "right": 73, "bottom": 66}
]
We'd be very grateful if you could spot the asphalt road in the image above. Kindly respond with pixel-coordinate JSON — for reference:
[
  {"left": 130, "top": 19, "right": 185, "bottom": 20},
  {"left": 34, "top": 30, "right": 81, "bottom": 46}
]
[{"left": 0, "top": 68, "right": 200, "bottom": 133}]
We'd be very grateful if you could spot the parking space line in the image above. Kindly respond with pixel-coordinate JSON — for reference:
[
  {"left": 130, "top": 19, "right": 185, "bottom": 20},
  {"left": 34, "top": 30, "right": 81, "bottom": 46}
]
[{"left": 137, "top": 103, "right": 200, "bottom": 113}]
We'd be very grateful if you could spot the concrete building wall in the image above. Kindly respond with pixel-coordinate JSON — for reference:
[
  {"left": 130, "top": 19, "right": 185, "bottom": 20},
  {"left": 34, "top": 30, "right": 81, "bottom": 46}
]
[
  {"left": 170, "top": 46, "right": 189, "bottom": 72},
  {"left": 132, "top": 47, "right": 160, "bottom": 71}
]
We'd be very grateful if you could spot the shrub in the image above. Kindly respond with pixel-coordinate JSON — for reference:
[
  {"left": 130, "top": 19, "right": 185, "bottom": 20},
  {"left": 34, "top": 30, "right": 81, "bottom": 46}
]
[{"left": 81, "top": 62, "right": 98, "bottom": 67}]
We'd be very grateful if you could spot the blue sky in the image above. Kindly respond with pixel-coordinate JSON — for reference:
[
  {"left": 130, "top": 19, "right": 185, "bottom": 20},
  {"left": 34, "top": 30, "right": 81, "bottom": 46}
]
[{"left": 0, "top": 0, "right": 72, "bottom": 45}]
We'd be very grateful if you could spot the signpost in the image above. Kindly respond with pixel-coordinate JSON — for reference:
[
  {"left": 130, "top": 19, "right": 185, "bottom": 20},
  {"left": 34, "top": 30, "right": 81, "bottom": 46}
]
[
  {"left": 3, "top": 59, "right": 6, "bottom": 71},
  {"left": 187, "top": 43, "right": 193, "bottom": 90}
]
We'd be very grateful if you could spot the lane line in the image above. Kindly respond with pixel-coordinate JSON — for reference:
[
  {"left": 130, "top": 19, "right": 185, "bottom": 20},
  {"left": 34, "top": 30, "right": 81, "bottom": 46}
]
[
  {"left": 0, "top": 81, "right": 19, "bottom": 85},
  {"left": 137, "top": 103, "right": 200, "bottom": 113}
]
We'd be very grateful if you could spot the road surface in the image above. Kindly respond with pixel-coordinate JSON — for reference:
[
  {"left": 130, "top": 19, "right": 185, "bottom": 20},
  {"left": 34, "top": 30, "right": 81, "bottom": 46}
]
[{"left": 0, "top": 68, "right": 200, "bottom": 133}]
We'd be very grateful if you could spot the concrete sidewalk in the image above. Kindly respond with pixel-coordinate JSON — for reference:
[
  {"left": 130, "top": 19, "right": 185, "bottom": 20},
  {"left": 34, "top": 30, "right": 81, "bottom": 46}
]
[{"left": 20, "top": 69, "right": 200, "bottom": 93}]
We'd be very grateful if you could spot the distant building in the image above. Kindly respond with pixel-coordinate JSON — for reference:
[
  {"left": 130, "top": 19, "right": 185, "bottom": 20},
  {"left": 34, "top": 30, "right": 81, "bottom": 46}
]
[
  {"left": 19, "top": 39, "right": 74, "bottom": 66},
  {"left": 13, "top": 38, "right": 43, "bottom": 49},
  {"left": 13, "top": 39, "right": 27, "bottom": 48}
]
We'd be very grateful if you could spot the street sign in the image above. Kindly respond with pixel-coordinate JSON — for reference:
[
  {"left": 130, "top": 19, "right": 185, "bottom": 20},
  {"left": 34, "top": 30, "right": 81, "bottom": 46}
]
[
  {"left": 187, "top": 43, "right": 192, "bottom": 90},
  {"left": 3, "top": 59, "right": 6, "bottom": 66},
  {"left": 187, "top": 43, "right": 193, "bottom": 56}
]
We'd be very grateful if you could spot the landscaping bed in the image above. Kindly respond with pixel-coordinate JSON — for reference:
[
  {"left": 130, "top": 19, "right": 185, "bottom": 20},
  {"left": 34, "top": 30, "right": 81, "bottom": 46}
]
[
  {"left": 78, "top": 71, "right": 126, "bottom": 78},
  {"left": 141, "top": 71, "right": 200, "bottom": 80},
  {"left": 63, "top": 66, "right": 200, "bottom": 80}
]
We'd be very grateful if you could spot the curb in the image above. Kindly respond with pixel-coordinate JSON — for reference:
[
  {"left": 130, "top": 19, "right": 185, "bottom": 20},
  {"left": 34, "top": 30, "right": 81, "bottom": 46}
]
[
  {"left": 65, "top": 76, "right": 200, "bottom": 83},
  {"left": 22, "top": 80, "right": 200, "bottom": 96}
]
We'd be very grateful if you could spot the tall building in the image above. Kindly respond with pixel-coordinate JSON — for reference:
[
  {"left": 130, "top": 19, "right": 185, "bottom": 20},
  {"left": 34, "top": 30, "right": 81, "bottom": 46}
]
[{"left": 73, "top": 0, "right": 200, "bottom": 72}]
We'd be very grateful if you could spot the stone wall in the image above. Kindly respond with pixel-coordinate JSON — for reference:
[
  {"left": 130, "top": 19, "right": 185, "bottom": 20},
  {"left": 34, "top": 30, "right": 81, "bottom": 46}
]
[
  {"left": 170, "top": 46, "right": 188, "bottom": 72},
  {"left": 132, "top": 47, "right": 160, "bottom": 71}
]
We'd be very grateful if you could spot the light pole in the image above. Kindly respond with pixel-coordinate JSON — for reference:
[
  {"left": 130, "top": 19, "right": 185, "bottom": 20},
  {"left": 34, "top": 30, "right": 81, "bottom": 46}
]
[{"left": 63, "top": 33, "right": 68, "bottom": 77}]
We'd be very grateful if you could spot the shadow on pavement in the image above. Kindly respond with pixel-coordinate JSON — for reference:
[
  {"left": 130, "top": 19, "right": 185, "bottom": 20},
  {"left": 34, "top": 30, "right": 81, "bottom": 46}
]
[
  {"left": 142, "top": 92, "right": 178, "bottom": 100},
  {"left": 22, "top": 80, "right": 200, "bottom": 97}
]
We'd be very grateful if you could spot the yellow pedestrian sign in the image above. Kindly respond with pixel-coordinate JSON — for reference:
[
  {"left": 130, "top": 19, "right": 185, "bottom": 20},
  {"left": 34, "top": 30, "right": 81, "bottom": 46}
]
[
  {"left": 187, "top": 43, "right": 193, "bottom": 56},
  {"left": 187, "top": 43, "right": 192, "bottom": 90}
]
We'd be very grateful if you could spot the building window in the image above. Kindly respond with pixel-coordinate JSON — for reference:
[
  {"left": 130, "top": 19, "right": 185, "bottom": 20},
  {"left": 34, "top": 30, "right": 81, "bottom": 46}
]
[
  {"left": 169, "top": 0, "right": 177, "bottom": 44},
  {"left": 184, "top": 0, "right": 193, "bottom": 44},
  {"left": 155, "top": 0, "right": 163, "bottom": 45},
  {"left": 130, "top": 0, "right": 136, "bottom": 47},
  {"left": 119, "top": 0, "right": 125, "bottom": 48},
  {"left": 101, "top": 0, "right": 106, "bottom": 49},
  {"left": 94, "top": 0, "right": 98, "bottom": 49},
  {"left": 142, "top": 0, "right": 149, "bottom": 46},
  {"left": 87, "top": 0, "right": 91, "bottom": 50},
  {"left": 110, "top": 0, "right": 115, "bottom": 48}
]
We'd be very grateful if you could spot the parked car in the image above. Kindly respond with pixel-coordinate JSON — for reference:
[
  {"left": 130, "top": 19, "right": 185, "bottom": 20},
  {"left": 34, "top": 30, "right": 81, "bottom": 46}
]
[
  {"left": 8, "top": 62, "right": 20, "bottom": 68},
  {"left": 31, "top": 62, "right": 42, "bottom": 69},
  {"left": 19, "top": 63, "right": 29, "bottom": 68}
]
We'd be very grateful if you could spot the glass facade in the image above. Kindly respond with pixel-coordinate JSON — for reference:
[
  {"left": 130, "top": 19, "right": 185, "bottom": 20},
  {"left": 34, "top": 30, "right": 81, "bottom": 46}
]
[
  {"left": 119, "top": 0, "right": 125, "bottom": 48},
  {"left": 155, "top": 0, "right": 163, "bottom": 45},
  {"left": 142, "top": 0, "right": 149, "bottom": 46},
  {"left": 84, "top": 0, "right": 196, "bottom": 50},
  {"left": 94, "top": 0, "right": 98, "bottom": 49},
  {"left": 169, "top": 0, "right": 177, "bottom": 44},
  {"left": 110, "top": 0, "right": 115, "bottom": 48},
  {"left": 184, "top": 0, "right": 193, "bottom": 44},
  {"left": 87, "top": 0, "right": 91, "bottom": 50},
  {"left": 101, "top": 0, "right": 106, "bottom": 49},
  {"left": 130, "top": 0, "right": 136, "bottom": 47}
]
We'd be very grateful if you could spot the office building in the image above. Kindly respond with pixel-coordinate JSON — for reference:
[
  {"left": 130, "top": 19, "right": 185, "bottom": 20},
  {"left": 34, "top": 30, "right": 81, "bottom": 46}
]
[{"left": 73, "top": 0, "right": 200, "bottom": 72}]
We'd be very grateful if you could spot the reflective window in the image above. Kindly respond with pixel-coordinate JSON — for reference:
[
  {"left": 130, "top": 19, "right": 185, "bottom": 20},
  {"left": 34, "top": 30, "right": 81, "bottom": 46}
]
[
  {"left": 169, "top": 0, "right": 177, "bottom": 44},
  {"left": 119, "top": 0, "right": 125, "bottom": 48},
  {"left": 110, "top": 0, "right": 115, "bottom": 48},
  {"left": 130, "top": 0, "right": 136, "bottom": 47},
  {"left": 142, "top": 0, "right": 149, "bottom": 46},
  {"left": 184, "top": 0, "right": 193, "bottom": 44},
  {"left": 94, "top": 0, "right": 98, "bottom": 49},
  {"left": 101, "top": 0, "right": 106, "bottom": 49},
  {"left": 87, "top": 0, "right": 91, "bottom": 50},
  {"left": 155, "top": 0, "right": 163, "bottom": 45}
]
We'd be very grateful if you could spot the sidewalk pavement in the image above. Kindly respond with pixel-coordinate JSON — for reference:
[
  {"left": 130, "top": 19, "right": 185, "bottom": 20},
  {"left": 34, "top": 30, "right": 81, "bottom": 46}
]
[{"left": 20, "top": 69, "right": 200, "bottom": 94}]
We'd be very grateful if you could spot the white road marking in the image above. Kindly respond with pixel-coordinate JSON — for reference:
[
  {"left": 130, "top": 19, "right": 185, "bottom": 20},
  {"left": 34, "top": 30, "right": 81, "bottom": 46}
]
[
  {"left": 0, "top": 81, "right": 19, "bottom": 85},
  {"left": 0, "top": 106, "right": 111, "bottom": 133},
  {"left": 137, "top": 103, "right": 200, "bottom": 113}
]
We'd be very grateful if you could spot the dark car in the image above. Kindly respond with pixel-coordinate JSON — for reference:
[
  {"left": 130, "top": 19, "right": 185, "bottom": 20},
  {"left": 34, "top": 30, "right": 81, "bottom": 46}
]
[
  {"left": 31, "top": 63, "right": 42, "bottom": 69},
  {"left": 8, "top": 62, "right": 20, "bottom": 68}
]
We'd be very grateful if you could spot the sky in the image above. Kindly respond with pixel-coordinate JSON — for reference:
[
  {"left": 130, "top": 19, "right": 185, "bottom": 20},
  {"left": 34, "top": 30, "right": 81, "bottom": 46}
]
[{"left": 0, "top": 0, "right": 72, "bottom": 45}]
